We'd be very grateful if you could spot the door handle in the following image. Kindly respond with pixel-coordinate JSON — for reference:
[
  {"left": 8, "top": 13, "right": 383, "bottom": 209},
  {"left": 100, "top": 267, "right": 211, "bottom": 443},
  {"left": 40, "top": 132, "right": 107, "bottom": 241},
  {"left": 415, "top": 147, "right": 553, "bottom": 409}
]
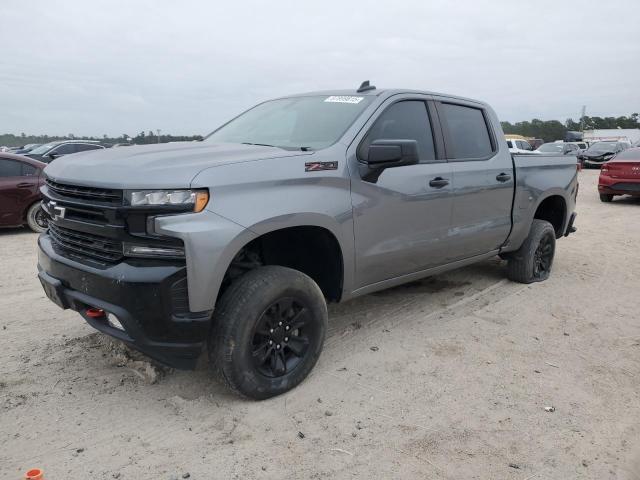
[
  {"left": 496, "top": 173, "right": 511, "bottom": 182},
  {"left": 428, "top": 177, "right": 449, "bottom": 188},
  {"left": 16, "top": 182, "right": 34, "bottom": 188}
]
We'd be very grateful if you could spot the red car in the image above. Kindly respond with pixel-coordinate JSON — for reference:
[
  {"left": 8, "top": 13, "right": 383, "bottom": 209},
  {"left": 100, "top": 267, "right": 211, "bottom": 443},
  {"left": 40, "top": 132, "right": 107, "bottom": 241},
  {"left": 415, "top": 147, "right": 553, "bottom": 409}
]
[
  {"left": 598, "top": 147, "right": 640, "bottom": 202},
  {"left": 0, "top": 152, "right": 48, "bottom": 232}
]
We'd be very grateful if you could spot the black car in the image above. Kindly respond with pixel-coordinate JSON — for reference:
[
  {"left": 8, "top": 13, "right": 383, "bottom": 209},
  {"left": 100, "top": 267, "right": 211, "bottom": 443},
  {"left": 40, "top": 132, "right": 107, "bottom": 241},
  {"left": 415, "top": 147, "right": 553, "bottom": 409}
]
[
  {"left": 26, "top": 141, "right": 105, "bottom": 163},
  {"left": 578, "top": 141, "right": 630, "bottom": 168}
]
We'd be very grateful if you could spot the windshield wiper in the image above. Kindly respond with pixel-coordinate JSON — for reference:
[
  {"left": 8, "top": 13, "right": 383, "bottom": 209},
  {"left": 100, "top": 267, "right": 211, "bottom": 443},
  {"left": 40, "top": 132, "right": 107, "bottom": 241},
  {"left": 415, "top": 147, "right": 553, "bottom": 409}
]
[
  {"left": 242, "top": 142, "right": 313, "bottom": 152},
  {"left": 241, "top": 142, "right": 278, "bottom": 148}
]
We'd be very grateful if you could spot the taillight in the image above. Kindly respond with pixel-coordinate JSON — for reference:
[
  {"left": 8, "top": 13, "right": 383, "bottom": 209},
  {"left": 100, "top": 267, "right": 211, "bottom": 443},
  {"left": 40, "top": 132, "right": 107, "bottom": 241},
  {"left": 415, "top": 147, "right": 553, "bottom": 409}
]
[
  {"left": 601, "top": 164, "right": 609, "bottom": 174},
  {"left": 577, "top": 161, "right": 582, "bottom": 172}
]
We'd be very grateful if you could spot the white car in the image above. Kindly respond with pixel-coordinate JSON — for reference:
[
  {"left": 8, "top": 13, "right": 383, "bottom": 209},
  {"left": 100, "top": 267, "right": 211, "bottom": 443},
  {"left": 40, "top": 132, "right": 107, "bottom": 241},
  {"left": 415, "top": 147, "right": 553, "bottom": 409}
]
[{"left": 506, "top": 139, "right": 538, "bottom": 154}]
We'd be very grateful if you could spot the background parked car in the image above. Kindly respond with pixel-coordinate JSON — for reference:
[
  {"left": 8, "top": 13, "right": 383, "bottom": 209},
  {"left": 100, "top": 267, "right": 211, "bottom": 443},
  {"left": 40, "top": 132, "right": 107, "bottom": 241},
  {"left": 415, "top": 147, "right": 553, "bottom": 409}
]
[
  {"left": 13, "top": 143, "right": 42, "bottom": 154},
  {"left": 598, "top": 147, "right": 640, "bottom": 202},
  {"left": 535, "top": 142, "right": 581, "bottom": 155},
  {"left": 528, "top": 138, "right": 544, "bottom": 150},
  {"left": 578, "top": 141, "right": 631, "bottom": 168},
  {"left": 0, "top": 153, "right": 47, "bottom": 232},
  {"left": 26, "top": 140, "right": 105, "bottom": 163},
  {"left": 507, "top": 139, "right": 537, "bottom": 154}
]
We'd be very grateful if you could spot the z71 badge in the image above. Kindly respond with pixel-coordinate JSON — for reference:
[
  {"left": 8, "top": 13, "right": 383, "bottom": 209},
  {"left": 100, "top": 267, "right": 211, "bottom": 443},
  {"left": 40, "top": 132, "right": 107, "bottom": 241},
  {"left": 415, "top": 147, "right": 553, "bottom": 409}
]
[{"left": 305, "top": 161, "right": 338, "bottom": 172}]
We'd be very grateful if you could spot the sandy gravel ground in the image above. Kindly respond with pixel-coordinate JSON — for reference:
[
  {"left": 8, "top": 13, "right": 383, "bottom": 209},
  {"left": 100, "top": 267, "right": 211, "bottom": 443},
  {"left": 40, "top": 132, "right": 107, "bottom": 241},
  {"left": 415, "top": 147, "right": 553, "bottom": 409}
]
[{"left": 2, "top": 170, "right": 640, "bottom": 479}]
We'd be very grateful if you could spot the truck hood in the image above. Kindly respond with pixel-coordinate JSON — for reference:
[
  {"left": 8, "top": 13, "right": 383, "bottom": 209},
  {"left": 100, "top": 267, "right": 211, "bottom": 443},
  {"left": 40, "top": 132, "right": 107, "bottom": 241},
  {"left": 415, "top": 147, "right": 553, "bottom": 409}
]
[{"left": 43, "top": 142, "right": 307, "bottom": 189}]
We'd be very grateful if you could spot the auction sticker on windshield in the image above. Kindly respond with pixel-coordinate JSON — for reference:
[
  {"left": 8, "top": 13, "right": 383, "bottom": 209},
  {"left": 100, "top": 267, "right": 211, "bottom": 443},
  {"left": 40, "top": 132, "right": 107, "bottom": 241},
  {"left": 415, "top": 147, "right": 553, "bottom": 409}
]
[{"left": 324, "top": 96, "right": 364, "bottom": 104}]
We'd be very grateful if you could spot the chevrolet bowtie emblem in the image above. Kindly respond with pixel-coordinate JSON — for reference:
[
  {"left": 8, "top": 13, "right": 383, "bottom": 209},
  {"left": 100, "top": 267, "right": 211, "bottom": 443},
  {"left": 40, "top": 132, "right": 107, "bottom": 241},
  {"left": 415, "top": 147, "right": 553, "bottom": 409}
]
[{"left": 48, "top": 201, "right": 66, "bottom": 221}]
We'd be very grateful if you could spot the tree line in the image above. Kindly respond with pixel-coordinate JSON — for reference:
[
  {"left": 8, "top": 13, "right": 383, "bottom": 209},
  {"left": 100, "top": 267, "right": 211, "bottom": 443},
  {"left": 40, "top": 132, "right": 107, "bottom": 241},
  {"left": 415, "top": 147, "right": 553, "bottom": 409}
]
[
  {"left": 3, "top": 113, "right": 639, "bottom": 147},
  {"left": 0, "top": 131, "right": 203, "bottom": 148},
  {"left": 501, "top": 114, "right": 639, "bottom": 142}
]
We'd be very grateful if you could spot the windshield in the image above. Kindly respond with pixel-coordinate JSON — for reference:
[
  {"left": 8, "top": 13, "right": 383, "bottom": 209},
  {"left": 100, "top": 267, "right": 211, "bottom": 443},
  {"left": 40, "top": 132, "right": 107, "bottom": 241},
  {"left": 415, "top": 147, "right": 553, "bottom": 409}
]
[
  {"left": 537, "top": 143, "right": 564, "bottom": 152},
  {"left": 204, "top": 95, "right": 374, "bottom": 150},
  {"left": 588, "top": 142, "right": 617, "bottom": 151},
  {"left": 28, "top": 142, "right": 57, "bottom": 155}
]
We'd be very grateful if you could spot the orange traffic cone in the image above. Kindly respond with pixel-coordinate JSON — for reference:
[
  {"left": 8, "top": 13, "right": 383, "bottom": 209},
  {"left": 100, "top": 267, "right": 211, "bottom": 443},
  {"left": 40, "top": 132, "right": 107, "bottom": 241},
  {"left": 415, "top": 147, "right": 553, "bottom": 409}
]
[{"left": 24, "top": 469, "right": 44, "bottom": 480}]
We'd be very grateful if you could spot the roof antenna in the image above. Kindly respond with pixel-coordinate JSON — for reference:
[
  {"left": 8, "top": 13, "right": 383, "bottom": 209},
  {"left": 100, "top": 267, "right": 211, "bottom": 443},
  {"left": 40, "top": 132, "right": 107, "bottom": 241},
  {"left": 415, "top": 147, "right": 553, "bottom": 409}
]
[{"left": 357, "top": 80, "right": 376, "bottom": 93}]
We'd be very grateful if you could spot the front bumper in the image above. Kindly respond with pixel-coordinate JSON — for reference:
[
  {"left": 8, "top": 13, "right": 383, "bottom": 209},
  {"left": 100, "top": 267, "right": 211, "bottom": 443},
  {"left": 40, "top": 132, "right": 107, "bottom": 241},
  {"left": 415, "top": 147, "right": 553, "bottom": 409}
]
[
  {"left": 37, "top": 234, "right": 211, "bottom": 369},
  {"left": 582, "top": 158, "right": 612, "bottom": 168}
]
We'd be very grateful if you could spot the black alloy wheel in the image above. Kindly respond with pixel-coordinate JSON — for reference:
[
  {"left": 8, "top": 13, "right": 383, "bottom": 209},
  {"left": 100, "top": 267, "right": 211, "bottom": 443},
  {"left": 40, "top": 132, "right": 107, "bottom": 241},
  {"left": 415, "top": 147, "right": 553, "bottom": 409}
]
[
  {"left": 533, "top": 233, "right": 554, "bottom": 279},
  {"left": 251, "top": 297, "right": 312, "bottom": 377},
  {"left": 209, "top": 265, "right": 327, "bottom": 399}
]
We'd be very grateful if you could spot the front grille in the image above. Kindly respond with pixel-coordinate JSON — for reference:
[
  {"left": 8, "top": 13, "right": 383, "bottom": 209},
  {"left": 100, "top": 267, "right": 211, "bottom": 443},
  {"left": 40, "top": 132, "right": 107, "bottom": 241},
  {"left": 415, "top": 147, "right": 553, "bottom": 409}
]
[
  {"left": 48, "top": 223, "right": 124, "bottom": 263},
  {"left": 45, "top": 179, "right": 123, "bottom": 204}
]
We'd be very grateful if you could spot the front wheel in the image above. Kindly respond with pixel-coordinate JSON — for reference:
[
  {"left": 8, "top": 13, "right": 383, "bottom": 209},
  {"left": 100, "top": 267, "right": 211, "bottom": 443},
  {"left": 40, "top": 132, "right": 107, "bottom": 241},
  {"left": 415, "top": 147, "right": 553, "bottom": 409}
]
[
  {"left": 209, "top": 266, "right": 327, "bottom": 399},
  {"left": 26, "top": 201, "right": 48, "bottom": 233},
  {"left": 599, "top": 193, "right": 614, "bottom": 202},
  {"left": 506, "top": 219, "right": 556, "bottom": 284}
]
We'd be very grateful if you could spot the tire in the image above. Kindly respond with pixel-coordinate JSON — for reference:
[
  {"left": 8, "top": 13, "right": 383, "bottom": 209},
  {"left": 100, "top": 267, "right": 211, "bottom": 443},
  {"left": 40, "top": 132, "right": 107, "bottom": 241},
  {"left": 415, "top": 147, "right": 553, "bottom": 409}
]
[
  {"left": 26, "top": 201, "right": 48, "bottom": 233},
  {"left": 507, "top": 219, "right": 556, "bottom": 284},
  {"left": 599, "top": 193, "right": 614, "bottom": 203},
  {"left": 209, "top": 266, "right": 328, "bottom": 399}
]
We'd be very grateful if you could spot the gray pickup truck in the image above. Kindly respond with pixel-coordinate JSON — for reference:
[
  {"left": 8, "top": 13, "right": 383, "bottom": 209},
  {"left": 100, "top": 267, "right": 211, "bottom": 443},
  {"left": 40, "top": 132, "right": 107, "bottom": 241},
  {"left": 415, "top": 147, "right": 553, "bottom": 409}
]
[{"left": 37, "top": 82, "right": 578, "bottom": 399}]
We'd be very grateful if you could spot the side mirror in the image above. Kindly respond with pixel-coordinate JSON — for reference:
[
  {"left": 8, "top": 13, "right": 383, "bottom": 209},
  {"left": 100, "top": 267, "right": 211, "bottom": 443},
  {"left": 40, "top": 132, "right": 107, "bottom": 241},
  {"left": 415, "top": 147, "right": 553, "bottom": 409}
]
[
  {"left": 47, "top": 152, "right": 58, "bottom": 160},
  {"left": 365, "top": 139, "right": 419, "bottom": 168}
]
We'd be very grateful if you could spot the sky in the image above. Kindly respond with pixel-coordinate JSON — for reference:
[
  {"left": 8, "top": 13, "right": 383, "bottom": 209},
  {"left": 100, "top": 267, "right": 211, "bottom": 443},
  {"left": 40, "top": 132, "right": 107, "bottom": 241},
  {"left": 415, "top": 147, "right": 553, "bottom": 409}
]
[{"left": 1, "top": 0, "right": 639, "bottom": 137}]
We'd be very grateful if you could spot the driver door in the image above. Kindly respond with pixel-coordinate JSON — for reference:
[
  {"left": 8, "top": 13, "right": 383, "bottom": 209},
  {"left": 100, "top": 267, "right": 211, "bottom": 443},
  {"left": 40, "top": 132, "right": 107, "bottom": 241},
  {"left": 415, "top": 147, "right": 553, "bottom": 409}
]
[{"left": 348, "top": 96, "right": 454, "bottom": 289}]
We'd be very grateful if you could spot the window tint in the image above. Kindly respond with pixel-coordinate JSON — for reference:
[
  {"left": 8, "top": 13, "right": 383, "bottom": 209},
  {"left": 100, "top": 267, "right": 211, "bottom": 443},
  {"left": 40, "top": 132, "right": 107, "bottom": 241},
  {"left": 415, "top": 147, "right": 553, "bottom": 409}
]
[
  {"left": 614, "top": 149, "right": 640, "bottom": 160},
  {"left": 359, "top": 101, "right": 436, "bottom": 161},
  {"left": 440, "top": 103, "right": 493, "bottom": 159},
  {"left": 75, "top": 144, "right": 102, "bottom": 152},
  {"left": 21, "top": 163, "right": 37, "bottom": 176},
  {"left": 52, "top": 143, "right": 77, "bottom": 155},
  {"left": 0, "top": 159, "right": 23, "bottom": 177}
]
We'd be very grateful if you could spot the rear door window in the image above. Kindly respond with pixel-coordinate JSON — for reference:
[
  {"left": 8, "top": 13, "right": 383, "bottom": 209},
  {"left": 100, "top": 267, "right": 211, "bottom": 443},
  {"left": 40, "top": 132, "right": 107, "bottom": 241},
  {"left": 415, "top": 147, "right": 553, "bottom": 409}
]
[
  {"left": 75, "top": 144, "right": 103, "bottom": 152},
  {"left": 359, "top": 100, "right": 436, "bottom": 162},
  {"left": 0, "top": 159, "right": 23, "bottom": 177},
  {"left": 52, "top": 143, "right": 77, "bottom": 155},
  {"left": 439, "top": 103, "right": 494, "bottom": 159}
]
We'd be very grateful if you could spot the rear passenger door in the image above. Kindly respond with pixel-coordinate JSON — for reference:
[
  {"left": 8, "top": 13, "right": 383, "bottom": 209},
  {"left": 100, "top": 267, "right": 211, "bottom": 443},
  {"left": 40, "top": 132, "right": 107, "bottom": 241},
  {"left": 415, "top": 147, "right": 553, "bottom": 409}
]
[
  {"left": 0, "top": 159, "right": 38, "bottom": 226},
  {"left": 349, "top": 95, "right": 454, "bottom": 288},
  {"left": 435, "top": 100, "right": 513, "bottom": 260}
]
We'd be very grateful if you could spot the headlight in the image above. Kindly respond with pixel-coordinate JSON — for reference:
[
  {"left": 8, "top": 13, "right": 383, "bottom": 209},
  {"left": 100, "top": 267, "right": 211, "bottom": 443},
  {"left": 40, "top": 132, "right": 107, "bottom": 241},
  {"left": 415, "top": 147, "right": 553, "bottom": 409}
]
[
  {"left": 125, "top": 189, "right": 209, "bottom": 212},
  {"left": 123, "top": 243, "right": 185, "bottom": 259}
]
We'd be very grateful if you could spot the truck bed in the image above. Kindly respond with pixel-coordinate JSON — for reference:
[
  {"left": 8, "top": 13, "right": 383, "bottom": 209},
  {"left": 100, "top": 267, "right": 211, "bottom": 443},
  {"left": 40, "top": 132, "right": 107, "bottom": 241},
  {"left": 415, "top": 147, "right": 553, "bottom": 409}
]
[{"left": 505, "top": 153, "right": 579, "bottom": 250}]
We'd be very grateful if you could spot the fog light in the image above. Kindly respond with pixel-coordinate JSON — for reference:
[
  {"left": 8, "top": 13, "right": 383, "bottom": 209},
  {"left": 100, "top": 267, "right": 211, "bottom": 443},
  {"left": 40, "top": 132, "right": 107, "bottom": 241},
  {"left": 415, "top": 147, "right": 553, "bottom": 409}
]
[
  {"left": 123, "top": 243, "right": 185, "bottom": 259},
  {"left": 107, "top": 314, "right": 125, "bottom": 331}
]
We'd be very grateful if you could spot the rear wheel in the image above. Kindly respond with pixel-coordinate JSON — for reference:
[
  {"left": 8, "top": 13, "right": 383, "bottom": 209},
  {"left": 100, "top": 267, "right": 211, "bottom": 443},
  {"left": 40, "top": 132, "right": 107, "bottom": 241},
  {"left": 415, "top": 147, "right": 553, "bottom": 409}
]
[
  {"left": 506, "top": 219, "right": 556, "bottom": 284},
  {"left": 26, "top": 202, "right": 48, "bottom": 233},
  {"left": 209, "top": 266, "right": 327, "bottom": 399},
  {"left": 599, "top": 193, "right": 614, "bottom": 203}
]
